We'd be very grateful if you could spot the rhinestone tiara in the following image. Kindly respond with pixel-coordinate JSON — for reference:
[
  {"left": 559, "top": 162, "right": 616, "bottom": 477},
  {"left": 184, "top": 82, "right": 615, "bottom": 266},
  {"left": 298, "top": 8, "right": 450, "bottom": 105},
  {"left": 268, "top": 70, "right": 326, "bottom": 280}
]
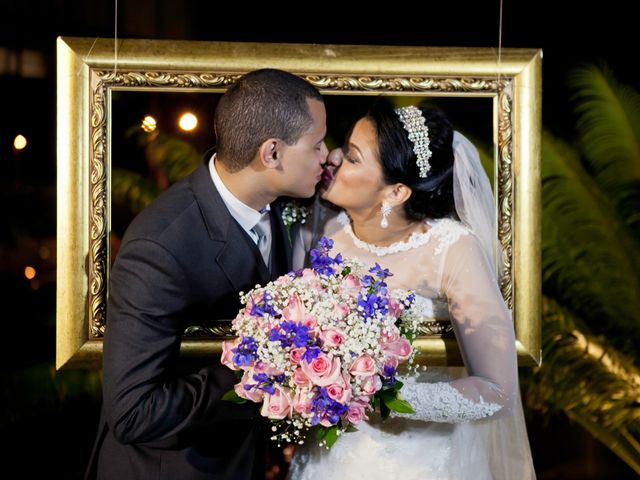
[{"left": 394, "top": 106, "right": 432, "bottom": 178}]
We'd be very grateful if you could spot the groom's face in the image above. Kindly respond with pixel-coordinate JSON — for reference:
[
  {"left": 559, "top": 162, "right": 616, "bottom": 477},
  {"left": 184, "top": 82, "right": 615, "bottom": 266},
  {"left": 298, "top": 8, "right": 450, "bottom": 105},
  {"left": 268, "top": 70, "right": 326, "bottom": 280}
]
[{"left": 277, "top": 99, "right": 328, "bottom": 198}]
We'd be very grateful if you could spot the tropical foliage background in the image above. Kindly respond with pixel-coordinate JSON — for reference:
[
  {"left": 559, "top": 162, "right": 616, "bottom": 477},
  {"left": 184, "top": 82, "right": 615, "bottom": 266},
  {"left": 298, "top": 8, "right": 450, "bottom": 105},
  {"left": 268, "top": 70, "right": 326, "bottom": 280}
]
[{"left": 1, "top": 64, "right": 638, "bottom": 478}]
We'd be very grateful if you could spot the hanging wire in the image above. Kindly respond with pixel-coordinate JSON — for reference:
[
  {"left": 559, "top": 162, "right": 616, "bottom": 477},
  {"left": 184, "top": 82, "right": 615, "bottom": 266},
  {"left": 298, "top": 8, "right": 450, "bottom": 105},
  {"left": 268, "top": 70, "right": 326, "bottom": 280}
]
[
  {"left": 497, "top": 0, "right": 504, "bottom": 89},
  {"left": 114, "top": 0, "right": 118, "bottom": 76}
]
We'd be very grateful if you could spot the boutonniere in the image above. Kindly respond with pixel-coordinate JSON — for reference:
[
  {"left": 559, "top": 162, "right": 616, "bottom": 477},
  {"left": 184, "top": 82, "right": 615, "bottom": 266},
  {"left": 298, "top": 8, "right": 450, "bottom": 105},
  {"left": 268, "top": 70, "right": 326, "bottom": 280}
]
[{"left": 281, "top": 200, "right": 310, "bottom": 234}]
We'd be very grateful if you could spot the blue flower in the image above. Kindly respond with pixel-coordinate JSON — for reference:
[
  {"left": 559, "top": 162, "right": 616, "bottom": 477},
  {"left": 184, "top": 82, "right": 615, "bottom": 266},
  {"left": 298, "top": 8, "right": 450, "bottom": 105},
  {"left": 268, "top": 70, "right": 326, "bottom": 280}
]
[
  {"left": 383, "top": 364, "right": 397, "bottom": 385},
  {"left": 369, "top": 263, "right": 393, "bottom": 280},
  {"left": 310, "top": 388, "right": 349, "bottom": 426},
  {"left": 269, "top": 321, "right": 312, "bottom": 349},
  {"left": 243, "top": 372, "right": 277, "bottom": 395},
  {"left": 250, "top": 292, "right": 279, "bottom": 317},
  {"left": 232, "top": 336, "right": 258, "bottom": 367},
  {"left": 309, "top": 236, "right": 343, "bottom": 276},
  {"left": 302, "top": 346, "right": 321, "bottom": 363},
  {"left": 405, "top": 292, "right": 416, "bottom": 306}
]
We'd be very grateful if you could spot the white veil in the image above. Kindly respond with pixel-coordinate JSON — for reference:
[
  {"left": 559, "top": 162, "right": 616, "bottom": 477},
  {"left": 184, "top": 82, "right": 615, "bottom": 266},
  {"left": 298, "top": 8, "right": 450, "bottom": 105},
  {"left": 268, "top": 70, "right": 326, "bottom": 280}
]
[
  {"left": 451, "top": 131, "right": 536, "bottom": 479},
  {"left": 452, "top": 131, "right": 501, "bottom": 279}
]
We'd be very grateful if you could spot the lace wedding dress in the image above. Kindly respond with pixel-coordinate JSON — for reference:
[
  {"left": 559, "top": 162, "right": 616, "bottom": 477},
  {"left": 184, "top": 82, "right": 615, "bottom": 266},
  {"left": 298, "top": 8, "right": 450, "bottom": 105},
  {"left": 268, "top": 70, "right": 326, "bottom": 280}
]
[{"left": 288, "top": 209, "right": 536, "bottom": 480}]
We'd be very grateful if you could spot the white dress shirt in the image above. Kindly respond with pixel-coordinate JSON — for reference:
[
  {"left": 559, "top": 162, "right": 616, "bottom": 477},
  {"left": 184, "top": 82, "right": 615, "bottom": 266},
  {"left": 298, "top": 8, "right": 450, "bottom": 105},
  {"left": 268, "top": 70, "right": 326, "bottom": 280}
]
[{"left": 208, "top": 154, "right": 270, "bottom": 245}]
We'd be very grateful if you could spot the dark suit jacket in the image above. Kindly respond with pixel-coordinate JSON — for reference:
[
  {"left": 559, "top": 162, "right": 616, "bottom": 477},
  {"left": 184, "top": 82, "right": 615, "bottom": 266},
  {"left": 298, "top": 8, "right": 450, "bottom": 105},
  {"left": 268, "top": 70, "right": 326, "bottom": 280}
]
[{"left": 86, "top": 153, "right": 292, "bottom": 480}]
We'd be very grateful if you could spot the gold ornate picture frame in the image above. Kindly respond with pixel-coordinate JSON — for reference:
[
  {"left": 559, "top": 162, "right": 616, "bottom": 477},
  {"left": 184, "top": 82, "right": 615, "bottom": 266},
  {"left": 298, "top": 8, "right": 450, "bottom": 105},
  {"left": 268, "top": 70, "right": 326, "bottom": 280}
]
[{"left": 56, "top": 37, "right": 541, "bottom": 369}]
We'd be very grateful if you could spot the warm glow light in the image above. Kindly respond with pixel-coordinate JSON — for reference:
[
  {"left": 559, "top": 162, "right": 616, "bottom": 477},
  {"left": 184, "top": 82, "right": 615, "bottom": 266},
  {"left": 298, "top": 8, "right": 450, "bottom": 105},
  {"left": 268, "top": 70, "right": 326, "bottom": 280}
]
[
  {"left": 24, "top": 266, "right": 36, "bottom": 280},
  {"left": 179, "top": 113, "right": 198, "bottom": 131},
  {"left": 14, "top": 134, "right": 27, "bottom": 150},
  {"left": 141, "top": 115, "right": 157, "bottom": 133}
]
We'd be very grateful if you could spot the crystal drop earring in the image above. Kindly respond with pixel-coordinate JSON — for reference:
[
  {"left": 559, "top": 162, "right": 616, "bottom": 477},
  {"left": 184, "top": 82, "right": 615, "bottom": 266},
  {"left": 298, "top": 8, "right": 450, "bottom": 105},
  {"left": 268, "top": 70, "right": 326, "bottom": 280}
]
[{"left": 380, "top": 201, "right": 392, "bottom": 229}]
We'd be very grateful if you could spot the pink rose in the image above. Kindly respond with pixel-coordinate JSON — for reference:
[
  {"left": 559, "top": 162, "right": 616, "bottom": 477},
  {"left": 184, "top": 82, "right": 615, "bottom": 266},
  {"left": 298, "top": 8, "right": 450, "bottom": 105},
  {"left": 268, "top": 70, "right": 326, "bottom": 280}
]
[
  {"left": 301, "top": 269, "right": 323, "bottom": 291},
  {"left": 292, "top": 389, "right": 313, "bottom": 416},
  {"left": 326, "top": 383, "right": 352, "bottom": 404},
  {"left": 333, "top": 303, "right": 350, "bottom": 319},
  {"left": 301, "top": 353, "right": 342, "bottom": 386},
  {"left": 349, "top": 355, "right": 377, "bottom": 376},
  {"left": 234, "top": 371, "right": 264, "bottom": 403},
  {"left": 320, "top": 328, "right": 345, "bottom": 348},
  {"left": 282, "top": 293, "right": 317, "bottom": 328},
  {"left": 292, "top": 368, "right": 313, "bottom": 388},
  {"left": 342, "top": 274, "right": 362, "bottom": 293},
  {"left": 253, "top": 361, "right": 283, "bottom": 377},
  {"left": 221, "top": 338, "right": 241, "bottom": 370},
  {"left": 381, "top": 337, "right": 412, "bottom": 362},
  {"left": 388, "top": 297, "right": 402, "bottom": 318},
  {"left": 261, "top": 386, "right": 293, "bottom": 420},
  {"left": 289, "top": 347, "right": 306, "bottom": 365},
  {"left": 361, "top": 375, "right": 382, "bottom": 395},
  {"left": 346, "top": 398, "right": 370, "bottom": 424},
  {"left": 282, "top": 293, "right": 305, "bottom": 321}
]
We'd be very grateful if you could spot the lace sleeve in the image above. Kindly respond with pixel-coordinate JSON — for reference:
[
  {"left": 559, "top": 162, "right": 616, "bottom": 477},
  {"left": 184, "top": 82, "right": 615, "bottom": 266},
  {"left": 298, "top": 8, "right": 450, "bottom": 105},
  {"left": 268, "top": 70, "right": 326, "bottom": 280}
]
[{"left": 394, "top": 232, "right": 518, "bottom": 423}]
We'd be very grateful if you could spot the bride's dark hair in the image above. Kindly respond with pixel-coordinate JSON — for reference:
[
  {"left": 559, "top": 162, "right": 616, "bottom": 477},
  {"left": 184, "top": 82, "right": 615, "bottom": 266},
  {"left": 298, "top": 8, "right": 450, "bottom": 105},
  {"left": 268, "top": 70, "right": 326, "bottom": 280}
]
[{"left": 365, "top": 100, "right": 457, "bottom": 222}]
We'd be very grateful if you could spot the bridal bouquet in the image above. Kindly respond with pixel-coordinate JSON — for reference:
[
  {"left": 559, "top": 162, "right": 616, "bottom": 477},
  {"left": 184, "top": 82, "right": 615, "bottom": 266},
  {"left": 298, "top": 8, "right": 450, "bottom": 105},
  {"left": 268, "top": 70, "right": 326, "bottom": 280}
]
[{"left": 221, "top": 237, "right": 418, "bottom": 448}]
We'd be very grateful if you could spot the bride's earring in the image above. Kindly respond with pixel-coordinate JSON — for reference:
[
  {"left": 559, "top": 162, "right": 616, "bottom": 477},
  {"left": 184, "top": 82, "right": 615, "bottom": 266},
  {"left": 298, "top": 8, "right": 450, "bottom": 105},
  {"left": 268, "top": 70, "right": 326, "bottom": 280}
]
[{"left": 380, "top": 201, "right": 392, "bottom": 229}]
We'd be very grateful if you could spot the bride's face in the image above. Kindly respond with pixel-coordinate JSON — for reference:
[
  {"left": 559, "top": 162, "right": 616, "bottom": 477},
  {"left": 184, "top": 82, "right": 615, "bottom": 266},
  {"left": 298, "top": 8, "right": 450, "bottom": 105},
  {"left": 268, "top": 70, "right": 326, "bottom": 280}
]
[{"left": 321, "top": 118, "right": 388, "bottom": 211}]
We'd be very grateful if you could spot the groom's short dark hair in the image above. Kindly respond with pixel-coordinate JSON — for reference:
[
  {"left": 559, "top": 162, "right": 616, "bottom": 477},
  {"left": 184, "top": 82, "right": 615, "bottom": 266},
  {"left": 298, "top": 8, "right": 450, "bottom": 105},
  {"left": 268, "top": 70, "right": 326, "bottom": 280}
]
[{"left": 214, "top": 69, "right": 324, "bottom": 172}]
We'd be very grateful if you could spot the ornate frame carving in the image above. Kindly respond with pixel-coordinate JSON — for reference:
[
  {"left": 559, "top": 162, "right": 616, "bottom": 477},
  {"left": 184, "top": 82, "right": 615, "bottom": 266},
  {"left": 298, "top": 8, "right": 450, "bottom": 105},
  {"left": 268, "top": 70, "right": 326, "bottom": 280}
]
[{"left": 57, "top": 38, "right": 541, "bottom": 368}]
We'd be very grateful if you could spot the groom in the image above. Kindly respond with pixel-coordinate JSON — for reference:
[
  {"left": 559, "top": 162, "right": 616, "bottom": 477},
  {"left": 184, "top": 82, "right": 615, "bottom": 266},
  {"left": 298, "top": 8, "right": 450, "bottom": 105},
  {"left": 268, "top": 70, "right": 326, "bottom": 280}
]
[{"left": 86, "top": 69, "right": 328, "bottom": 480}]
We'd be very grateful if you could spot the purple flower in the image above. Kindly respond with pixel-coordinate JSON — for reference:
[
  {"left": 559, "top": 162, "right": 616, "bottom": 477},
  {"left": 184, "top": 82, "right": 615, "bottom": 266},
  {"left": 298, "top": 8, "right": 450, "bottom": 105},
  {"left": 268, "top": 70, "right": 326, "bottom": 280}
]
[
  {"left": 310, "top": 388, "right": 349, "bottom": 426},
  {"left": 243, "top": 372, "right": 277, "bottom": 395},
  {"left": 302, "top": 346, "right": 321, "bottom": 363},
  {"left": 369, "top": 263, "right": 393, "bottom": 280},
  {"left": 250, "top": 292, "right": 279, "bottom": 317},
  {"left": 309, "top": 237, "right": 343, "bottom": 276},
  {"left": 357, "top": 291, "right": 389, "bottom": 320},
  {"left": 383, "top": 364, "right": 397, "bottom": 385},
  {"left": 269, "top": 321, "right": 311, "bottom": 348},
  {"left": 232, "top": 336, "right": 258, "bottom": 367}
]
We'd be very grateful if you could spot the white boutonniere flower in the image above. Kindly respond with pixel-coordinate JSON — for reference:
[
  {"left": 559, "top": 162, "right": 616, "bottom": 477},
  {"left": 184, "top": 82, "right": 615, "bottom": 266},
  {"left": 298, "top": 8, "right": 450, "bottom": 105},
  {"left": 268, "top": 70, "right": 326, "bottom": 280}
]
[{"left": 281, "top": 200, "right": 310, "bottom": 232}]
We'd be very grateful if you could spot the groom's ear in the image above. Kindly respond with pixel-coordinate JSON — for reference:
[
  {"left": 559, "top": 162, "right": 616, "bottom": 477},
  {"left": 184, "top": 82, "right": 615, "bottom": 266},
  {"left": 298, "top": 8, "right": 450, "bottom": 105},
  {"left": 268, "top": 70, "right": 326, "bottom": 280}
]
[
  {"left": 258, "top": 138, "right": 283, "bottom": 169},
  {"left": 386, "top": 183, "right": 412, "bottom": 206}
]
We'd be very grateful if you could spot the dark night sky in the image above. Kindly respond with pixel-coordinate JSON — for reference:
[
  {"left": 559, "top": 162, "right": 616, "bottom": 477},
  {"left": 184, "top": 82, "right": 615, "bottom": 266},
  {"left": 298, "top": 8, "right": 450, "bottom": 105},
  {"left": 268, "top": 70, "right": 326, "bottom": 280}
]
[
  {"left": 0, "top": 5, "right": 637, "bottom": 478},
  {"left": 0, "top": 0, "right": 636, "bottom": 188}
]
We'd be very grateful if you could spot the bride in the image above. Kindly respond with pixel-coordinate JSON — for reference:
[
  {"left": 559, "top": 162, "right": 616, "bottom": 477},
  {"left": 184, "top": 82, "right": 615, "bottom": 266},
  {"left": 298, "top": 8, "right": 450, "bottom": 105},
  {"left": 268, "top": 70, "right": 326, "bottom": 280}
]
[{"left": 288, "top": 101, "right": 536, "bottom": 479}]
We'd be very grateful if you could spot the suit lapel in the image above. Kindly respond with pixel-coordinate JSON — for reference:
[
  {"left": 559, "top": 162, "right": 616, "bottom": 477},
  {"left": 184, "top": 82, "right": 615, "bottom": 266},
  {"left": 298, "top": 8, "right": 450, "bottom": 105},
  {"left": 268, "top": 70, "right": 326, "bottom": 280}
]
[{"left": 189, "top": 151, "right": 270, "bottom": 289}]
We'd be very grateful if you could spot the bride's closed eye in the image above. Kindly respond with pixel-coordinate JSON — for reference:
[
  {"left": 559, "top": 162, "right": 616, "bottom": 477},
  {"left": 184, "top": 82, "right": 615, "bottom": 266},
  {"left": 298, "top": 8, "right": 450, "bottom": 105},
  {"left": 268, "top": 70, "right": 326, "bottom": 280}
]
[{"left": 343, "top": 150, "right": 359, "bottom": 164}]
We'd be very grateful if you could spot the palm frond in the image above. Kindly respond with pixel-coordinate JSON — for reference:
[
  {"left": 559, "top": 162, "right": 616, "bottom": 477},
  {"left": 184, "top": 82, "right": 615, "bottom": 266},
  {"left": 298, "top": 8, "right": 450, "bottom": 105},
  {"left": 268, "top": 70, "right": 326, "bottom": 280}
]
[
  {"left": 523, "top": 296, "right": 640, "bottom": 474},
  {"left": 111, "top": 169, "right": 161, "bottom": 215},
  {"left": 144, "top": 131, "right": 202, "bottom": 184},
  {"left": 542, "top": 132, "right": 640, "bottom": 354},
  {"left": 569, "top": 64, "right": 640, "bottom": 238},
  {"left": 0, "top": 363, "right": 101, "bottom": 428}
]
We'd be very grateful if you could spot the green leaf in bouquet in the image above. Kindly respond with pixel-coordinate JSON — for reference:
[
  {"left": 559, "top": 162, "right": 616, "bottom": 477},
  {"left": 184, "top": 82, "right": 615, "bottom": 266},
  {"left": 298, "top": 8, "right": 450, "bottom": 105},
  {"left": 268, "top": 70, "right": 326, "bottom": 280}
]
[
  {"left": 221, "top": 389, "right": 247, "bottom": 404},
  {"left": 341, "top": 266, "right": 352, "bottom": 276},
  {"left": 380, "top": 389, "right": 415, "bottom": 414},
  {"left": 316, "top": 426, "right": 328, "bottom": 441},
  {"left": 399, "top": 325, "right": 417, "bottom": 344},
  {"left": 379, "top": 395, "right": 391, "bottom": 420},
  {"left": 316, "top": 425, "right": 341, "bottom": 448},
  {"left": 345, "top": 424, "right": 359, "bottom": 433},
  {"left": 381, "top": 380, "right": 404, "bottom": 392},
  {"left": 323, "top": 425, "right": 340, "bottom": 448}
]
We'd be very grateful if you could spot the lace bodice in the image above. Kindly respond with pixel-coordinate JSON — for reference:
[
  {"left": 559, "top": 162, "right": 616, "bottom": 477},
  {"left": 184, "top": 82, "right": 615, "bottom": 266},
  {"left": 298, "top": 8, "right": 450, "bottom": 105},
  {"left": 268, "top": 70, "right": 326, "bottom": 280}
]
[
  {"left": 288, "top": 202, "right": 535, "bottom": 480},
  {"left": 293, "top": 203, "right": 519, "bottom": 422}
]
